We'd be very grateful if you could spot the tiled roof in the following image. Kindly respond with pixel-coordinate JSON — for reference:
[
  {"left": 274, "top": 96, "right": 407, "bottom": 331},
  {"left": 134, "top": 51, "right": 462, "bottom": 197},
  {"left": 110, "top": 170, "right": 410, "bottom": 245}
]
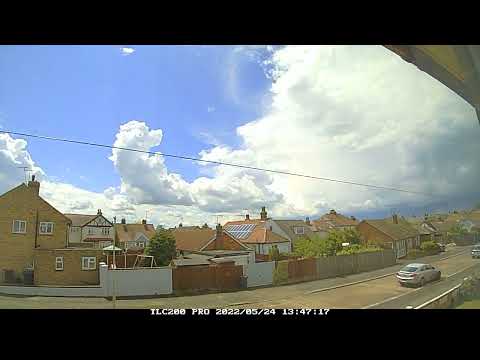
[
  {"left": 316, "top": 212, "right": 359, "bottom": 227},
  {"left": 429, "top": 221, "right": 458, "bottom": 233},
  {"left": 273, "top": 220, "right": 314, "bottom": 241},
  {"left": 172, "top": 229, "right": 216, "bottom": 251},
  {"left": 64, "top": 214, "right": 97, "bottom": 227},
  {"left": 363, "top": 219, "right": 419, "bottom": 241},
  {"left": 171, "top": 253, "right": 212, "bottom": 267},
  {"left": 223, "top": 219, "right": 291, "bottom": 244},
  {"left": 114, "top": 223, "right": 156, "bottom": 243},
  {"left": 241, "top": 227, "right": 290, "bottom": 244}
]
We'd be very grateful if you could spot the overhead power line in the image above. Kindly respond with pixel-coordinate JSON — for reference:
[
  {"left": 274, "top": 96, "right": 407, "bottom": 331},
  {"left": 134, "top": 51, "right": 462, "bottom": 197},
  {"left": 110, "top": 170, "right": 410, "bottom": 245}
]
[{"left": 1, "top": 129, "right": 434, "bottom": 197}]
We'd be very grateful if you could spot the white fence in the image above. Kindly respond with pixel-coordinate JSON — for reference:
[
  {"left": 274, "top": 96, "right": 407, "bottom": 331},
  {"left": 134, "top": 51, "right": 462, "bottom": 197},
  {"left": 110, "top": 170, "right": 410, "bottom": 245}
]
[
  {"left": 0, "top": 263, "right": 173, "bottom": 298},
  {"left": 104, "top": 266, "right": 172, "bottom": 297},
  {"left": 247, "top": 261, "right": 275, "bottom": 288}
]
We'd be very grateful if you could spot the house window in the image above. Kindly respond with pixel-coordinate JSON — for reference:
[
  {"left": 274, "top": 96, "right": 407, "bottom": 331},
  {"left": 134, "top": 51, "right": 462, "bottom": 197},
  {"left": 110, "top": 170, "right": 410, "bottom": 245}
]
[
  {"left": 294, "top": 226, "right": 305, "bottom": 235},
  {"left": 101, "top": 228, "right": 110, "bottom": 236},
  {"left": 138, "top": 242, "right": 145, "bottom": 248},
  {"left": 39, "top": 222, "right": 54, "bottom": 234},
  {"left": 81, "top": 257, "right": 96, "bottom": 270},
  {"left": 12, "top": 220, "right": 27, "bottom": 234},
  {"left": 88, "top": 228, "right": 94, "bottom": 235},
  {"left": 55, "top": 257, "right": 64, "bottom": 271}
]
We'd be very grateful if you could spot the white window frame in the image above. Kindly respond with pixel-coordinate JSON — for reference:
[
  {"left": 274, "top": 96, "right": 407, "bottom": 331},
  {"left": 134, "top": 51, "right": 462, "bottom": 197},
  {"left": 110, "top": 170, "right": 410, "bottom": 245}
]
[
  {"left": 294, "top": 226, "right": 305, "bottom": 235},
  {"left": 138, "top": 242, "right": 145, "bottom": 248},
  {"left": 12, "top": 220, "right": 27, "bottom": 234},
  {"left": 81, "top": 257, "right": 97, "bottom": 270},
  {"left": 55, "top": 256, "right": 64, "bottom": 271},
  {"left": 88, "top": 227, "right": 94, "bottom": 235},
  {"left": 39, "top": 222, "right": 54, "bottom": 235},
  {"left": 101, "top": 227, "right": 110, "bottom": 236}
]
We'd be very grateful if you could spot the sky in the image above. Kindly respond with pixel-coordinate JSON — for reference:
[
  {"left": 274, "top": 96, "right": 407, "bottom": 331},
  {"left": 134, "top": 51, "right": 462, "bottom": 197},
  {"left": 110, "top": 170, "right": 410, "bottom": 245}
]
[{"left": 0, "top": 45, "right": 479, "bottom": 227}]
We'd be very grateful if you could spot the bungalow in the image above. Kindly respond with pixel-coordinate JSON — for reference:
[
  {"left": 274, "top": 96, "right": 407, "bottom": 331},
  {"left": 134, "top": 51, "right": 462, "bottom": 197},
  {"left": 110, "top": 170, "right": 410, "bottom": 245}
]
[
  {"left": 171, "top": 224, "right": 255, "bottom": 269},
  {"left": 357, "top": 214, "right": 420, "bottom": 259},
  {"left": 222, "top": 207, "right": 314, "bottom": 254},
  {"left": 312, "top": 209, "right": 359, "bottom": 232},
  {"left": 114, "top": 219, "right": 156, "bottom": 252}
]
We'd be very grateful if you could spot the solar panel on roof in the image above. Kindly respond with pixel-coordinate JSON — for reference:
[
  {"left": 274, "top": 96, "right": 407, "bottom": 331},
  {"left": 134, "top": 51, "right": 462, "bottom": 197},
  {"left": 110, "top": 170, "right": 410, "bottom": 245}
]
[{"left": 224, "top": 223, "right": 256, "bottom": 239}]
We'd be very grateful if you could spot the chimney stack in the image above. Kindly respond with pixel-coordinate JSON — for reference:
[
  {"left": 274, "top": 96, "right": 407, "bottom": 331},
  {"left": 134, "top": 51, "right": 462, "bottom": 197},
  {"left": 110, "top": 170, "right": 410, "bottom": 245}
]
[
  {"left": 330, "top": 209, "right": 336, "bottom": 215},
  {"left": 142, "top": 219, "right": 147, "bottom": 225},
  {"left": 28, "top": 175, "right": 40, "bottom": 196},
  {"left": 121, "top": 218, "right": 126, "bottom": 224},
  {"left": 392, "top": 214, "right": 398, "bottom": 224},
  {"left": 245, "top": 214, "right": 250, "bottom": 221},
  {"left": 179, "top": 223, "right": 183, "bottom": 228},
  {"left": 350, "top": 216, "right": 356, "bottom": 221},
  {"left": 305, "top": 217, "right": 311, "bottom": 225},
  {"left": 97, "top": 209, "right": 102, "bottom": 215},
  {"left": 260, "top": 206, "right": 267, "bottom": 220},
  {"left": 216, "top": 223, "right": 223, "bottom": 236}
]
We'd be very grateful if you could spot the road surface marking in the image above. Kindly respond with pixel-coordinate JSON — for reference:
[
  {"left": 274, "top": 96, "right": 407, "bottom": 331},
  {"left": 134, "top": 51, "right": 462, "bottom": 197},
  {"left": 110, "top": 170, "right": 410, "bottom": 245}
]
[
  {"left": 306, "top": 249, "right": 470, "bottom": 295},
  {"left": 363, "top": 262, "right": 479, "bottom": 309},
  {"left": 361, "top": 288, "right": 422, "bottom": 309}
]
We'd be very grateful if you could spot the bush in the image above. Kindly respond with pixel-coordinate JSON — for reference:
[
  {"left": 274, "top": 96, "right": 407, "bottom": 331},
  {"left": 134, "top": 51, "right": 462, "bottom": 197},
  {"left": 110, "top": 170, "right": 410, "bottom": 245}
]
[
  {"left": 405, "top": 249, "right": 425, "bottom": 259},
  {"left": 420, "top": 241, "right": 441, "bottom": 254},
  {"left": 337, "top": 244, "right": 382, "bottom": 255}
]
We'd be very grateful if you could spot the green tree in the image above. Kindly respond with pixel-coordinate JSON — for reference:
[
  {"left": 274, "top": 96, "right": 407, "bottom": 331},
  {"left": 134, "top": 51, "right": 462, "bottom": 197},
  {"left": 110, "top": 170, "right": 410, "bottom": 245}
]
[
  {"left": 342, "top": 228, "right": 362, "bottom": 245},
  {"left": 450, "top": 223, "right": 468, "bottom": 235},
  {"left": 145, "top": 228, "right": 176, "bottom": 266}
]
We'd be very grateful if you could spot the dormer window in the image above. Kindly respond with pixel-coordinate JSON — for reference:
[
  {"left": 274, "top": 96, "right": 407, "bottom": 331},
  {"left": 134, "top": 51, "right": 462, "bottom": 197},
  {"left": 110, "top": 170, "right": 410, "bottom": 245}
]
[{"left": 294, "top": 226, "right": 305, "bottom": 235}]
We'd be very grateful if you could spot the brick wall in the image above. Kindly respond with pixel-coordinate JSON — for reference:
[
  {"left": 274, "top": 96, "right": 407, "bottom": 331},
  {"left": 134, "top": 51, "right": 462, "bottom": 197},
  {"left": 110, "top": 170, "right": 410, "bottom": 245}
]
[
  {"left": 0, "top": 183, "right": 70, "bottom": 282},
  {"left": 34, "top": 248, "right": 103, "bottom": 286},
  {"left": 203, "top": 232, "right": 245, "bottom": 251},
  {"left": 357, "top": 222, "right": 392, "bottom": 246}
]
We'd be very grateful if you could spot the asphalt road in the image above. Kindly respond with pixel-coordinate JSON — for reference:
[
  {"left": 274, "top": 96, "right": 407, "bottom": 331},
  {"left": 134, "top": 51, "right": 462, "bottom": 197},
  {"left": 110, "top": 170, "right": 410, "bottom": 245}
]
[{"left": 0, "top": 246, "right": 475, "bottom": 309}]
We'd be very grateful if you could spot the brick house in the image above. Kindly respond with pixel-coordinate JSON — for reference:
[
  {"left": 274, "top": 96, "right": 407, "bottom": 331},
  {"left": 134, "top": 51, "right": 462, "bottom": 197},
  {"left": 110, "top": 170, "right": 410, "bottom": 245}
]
[
  {"left": 173, "top": 224, "right": 252, "bottom": 253},
  {"left": 222, "top": 207, "right": 315, "bottom": 254},
  {"left": 115, "top": 219, "right": 156, "bottom": 252},
  {"left": 64, "top": 209, "right": 114, "bottom": 249},
  {"left": 312, "top": 209, "right": 359, "bottom": 232},
  {"left": 0, "top": 177, "right": 104, "bottom": 285},
  {"left": 172, "top": 224, "right": 255, "bottom": 269},
  {"left": 357, "top": 214, "right": 420, "bottom": 259}
]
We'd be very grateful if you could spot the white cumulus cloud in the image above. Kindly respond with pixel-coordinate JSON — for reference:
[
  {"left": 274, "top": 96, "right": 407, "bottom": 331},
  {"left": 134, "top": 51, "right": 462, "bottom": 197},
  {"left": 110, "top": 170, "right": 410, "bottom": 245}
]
[{"left": 120, "top": 47, "right": 135, "bottom": 56}]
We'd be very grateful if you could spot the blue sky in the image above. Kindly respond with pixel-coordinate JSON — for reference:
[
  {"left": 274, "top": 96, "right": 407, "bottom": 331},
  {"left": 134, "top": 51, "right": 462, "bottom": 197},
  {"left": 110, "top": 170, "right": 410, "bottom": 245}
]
[
  {"left": 0, "top": 45, "right": 478, "bottom": 226},
  {"left": 0, "top": 45, "right": 271, "bottom": 190}
]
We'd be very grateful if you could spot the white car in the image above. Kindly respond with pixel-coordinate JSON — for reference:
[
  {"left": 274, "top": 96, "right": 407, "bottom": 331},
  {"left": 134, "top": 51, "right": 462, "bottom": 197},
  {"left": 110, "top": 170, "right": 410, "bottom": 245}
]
[
  {"left": 396, "top": 263, "right": 441, "bottom": 287},
  {"left": 472, "top": 245, "right": 480, "bottom": 259}
]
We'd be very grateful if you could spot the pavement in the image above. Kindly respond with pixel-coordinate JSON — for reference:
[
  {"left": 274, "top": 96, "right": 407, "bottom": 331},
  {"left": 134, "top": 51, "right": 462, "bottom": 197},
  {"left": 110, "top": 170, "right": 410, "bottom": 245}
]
[{"left": 0, "top": 245, "right": 475, "bottom": 309}]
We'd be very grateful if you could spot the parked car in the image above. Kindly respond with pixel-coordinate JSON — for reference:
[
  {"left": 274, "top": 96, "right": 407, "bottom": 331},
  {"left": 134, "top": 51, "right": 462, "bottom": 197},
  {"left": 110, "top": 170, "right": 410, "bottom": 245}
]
[
  {"left": 396, "top": 263, "right": 441, "bottom": 287},
  {"left": 472, "top": 245, "right": 480, "bottom": 259}
]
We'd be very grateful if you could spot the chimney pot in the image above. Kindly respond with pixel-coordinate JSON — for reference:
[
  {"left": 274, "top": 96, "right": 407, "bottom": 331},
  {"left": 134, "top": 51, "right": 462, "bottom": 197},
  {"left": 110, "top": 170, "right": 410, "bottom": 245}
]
[
  {"left": 245, "top": 214, "right": 250, "bottom": 220},
  {"left": 142, "top": 219, "right": 147, "bottom": 225},
  {"left": 32, "top": 175, "right": 35, "bottom": 181},
  {"left": 305, "top": 217, "right": 311, "bottom": 225},
  {"left": 121, "top": 218, "right": 126, "bottom": 224},
  {"left": 392, "top": 214, "right": 398, "bottom": 224},
  {"left": 330, "top": 209, "right": 336, "bottom": 215},
  {"left": 260, "top": 207, "right": 267, "bottom": 220}
]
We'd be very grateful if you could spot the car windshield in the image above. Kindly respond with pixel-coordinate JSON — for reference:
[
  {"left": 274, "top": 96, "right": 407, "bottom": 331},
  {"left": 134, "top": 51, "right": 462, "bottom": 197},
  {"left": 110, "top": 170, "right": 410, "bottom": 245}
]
[
  {"left": 401, "top": 266, "right": 419, "bottom": 273},
  {"left": 474, "top": 246, "right": 480, "bottom": 250}
]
